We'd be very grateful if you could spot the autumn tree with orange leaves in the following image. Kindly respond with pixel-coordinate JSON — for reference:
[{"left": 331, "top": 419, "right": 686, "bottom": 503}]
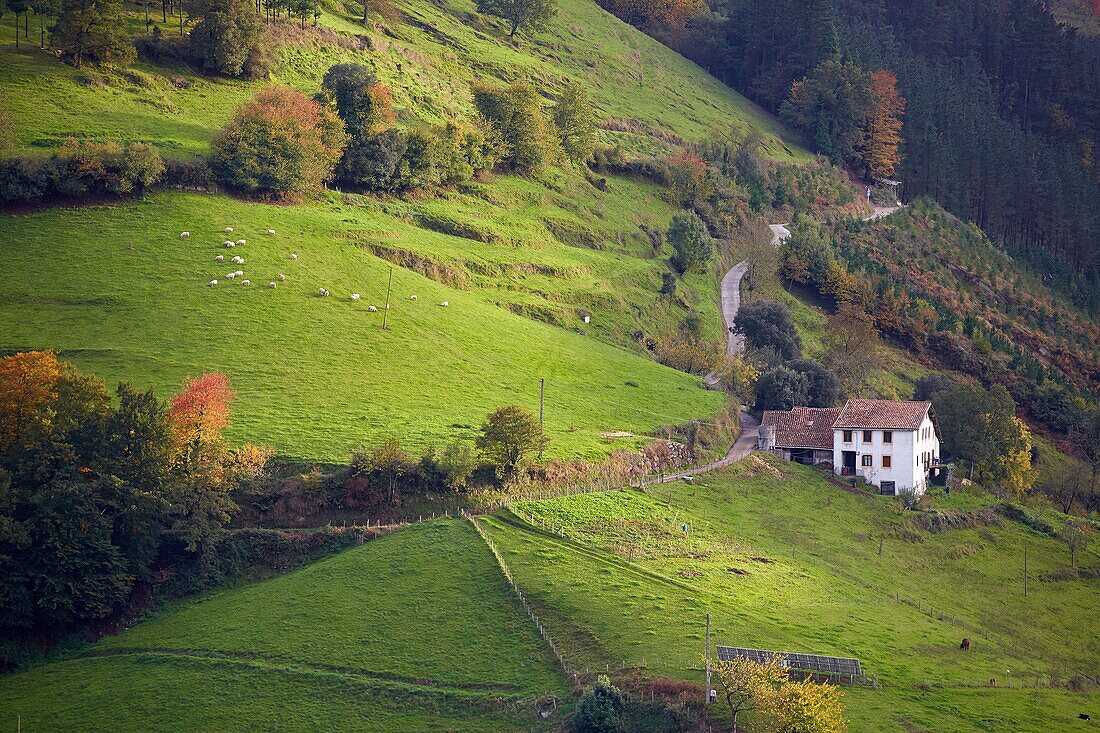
[
  {"left": 0, "top": 350, "right": 62, "bottom": 451},
  {"left": 860, "top": 70, "right": 906, "bottom": 179},
  {"left": 169, "top": 372, "right": 235, "bottom": 463}
]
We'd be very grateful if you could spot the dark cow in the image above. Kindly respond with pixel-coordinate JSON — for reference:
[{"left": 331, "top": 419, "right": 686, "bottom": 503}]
[{"left": 960, "top": 638, "right": 970, "bottom": 651}]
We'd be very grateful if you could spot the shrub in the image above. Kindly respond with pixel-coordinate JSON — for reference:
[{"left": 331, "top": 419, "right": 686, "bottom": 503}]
[
  {"left": 572, "top": 675, "right": 625, "bottom": 733},
  {"left": 337, "top": 128, "right": 407, "bottom": 189},
  {"left": 0, "top": 140, "right": 166, "bottom": 203},
  {"left": 211, "top": 86, "right": 347, "bottom": 199}
]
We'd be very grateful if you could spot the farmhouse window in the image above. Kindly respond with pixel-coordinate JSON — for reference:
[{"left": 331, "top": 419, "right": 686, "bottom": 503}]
[
  {"left": 882, "top": 455, "right": 892, "bottom": 468},
  {"left": 861, "top": 455, "right": 873, "bottom": 467},
  {"left": 843, "top": 430, "right": 853, "bottom": 442},
  {"left": 883, "top": 431, "right": 892, "bottom": 444},
  {"left": 863, "top": 430, "right": 873, "bottom": 443}
]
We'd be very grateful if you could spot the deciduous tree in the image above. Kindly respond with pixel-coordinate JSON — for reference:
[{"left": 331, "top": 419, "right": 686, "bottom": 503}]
[
  {"left": 553, "top": 81, "right": 596, "bottom": 164},
  {"left": 710, "top": 653, "right": 787, "bottom": 733},
  {"left": 476, "top": 0, "right": 554, "bottom": 37},
  {"left": 667, "top": 209, "right": 714, "bottom": 273},
  {"left": 50, "top": 0, "right": 135, "bottom": 68},
  {"left": 733, "top": 300, "right": 802, "bottom": 361},
  {"left": 168, "top": 372, "right": 234, "bottom": 463},
  {"left": 476, "top": 404, "right": 545, "bottom": 479},
  {"left": 0, "top": 350, "right": 62, "bottom": 451}
]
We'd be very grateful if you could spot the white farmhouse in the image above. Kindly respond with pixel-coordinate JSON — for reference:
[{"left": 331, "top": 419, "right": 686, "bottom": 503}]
[{"left": 759, "top": 399, "right": 942, "bottom": 495}]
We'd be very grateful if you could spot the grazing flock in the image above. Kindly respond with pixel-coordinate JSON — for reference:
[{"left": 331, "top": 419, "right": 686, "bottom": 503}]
[{"left": 183, "top": 226, "right": 447, "bottom": 308}]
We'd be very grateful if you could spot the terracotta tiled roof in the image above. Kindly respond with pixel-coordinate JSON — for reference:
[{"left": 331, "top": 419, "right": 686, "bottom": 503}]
[
  {"left": 833, "top": 399, "right": 932, "bottom": 430},
  {"left": 760, "top": 407, "right": 841, "bottom": 450}
]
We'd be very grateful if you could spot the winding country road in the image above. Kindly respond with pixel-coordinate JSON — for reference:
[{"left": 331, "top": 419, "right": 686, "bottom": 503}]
[{"left": 664, "top": 204, "right": 900, "bottom": 484}]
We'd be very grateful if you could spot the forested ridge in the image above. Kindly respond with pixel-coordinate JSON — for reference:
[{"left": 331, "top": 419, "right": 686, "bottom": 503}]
[{"left": 606, "top": 0, "right": 1100, "bottom": 314}]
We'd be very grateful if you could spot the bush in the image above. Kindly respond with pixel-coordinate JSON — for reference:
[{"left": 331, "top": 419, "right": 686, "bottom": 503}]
[
  {"left": 211, "top": 86, "right": 347, "bottom": 199},
  {"left": 337, "top": 128, "right": 408, "bottom": 190},
  {"left": 0, "top": 140, "right": 166, "bottom": 203},
  {"left": 755, "top": 365, "right": 809, "bottom": 411},
  {"left": 787, "top": 359, "right": 840, "bottom": 407},
  {"left": 572, "top": 676, "right": 625, "bottom": 733}
]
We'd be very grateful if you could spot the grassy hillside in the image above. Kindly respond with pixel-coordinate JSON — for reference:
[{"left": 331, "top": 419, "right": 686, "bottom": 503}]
[
  {"left": 0, "top": 0, "right": 810, "bottom": 461},
  {"left": 0, "top": 521, "right": 568, "bottom": 731},
  {"left": 481, "top": 458, "right": 1100, "bottom": 731},
  {"left": 0, "top": 0, "right": 807, "bottom": 161}
]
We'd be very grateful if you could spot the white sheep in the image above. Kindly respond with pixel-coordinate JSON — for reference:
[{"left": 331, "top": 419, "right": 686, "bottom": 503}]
[
  {"left": 318, "top": 288, "right": 330, "bottom": 296},
  {"left": 226, "top": 272, "right": 236, "bottom": 279},
  {"left": 268, "top": 281, "right": 277, "bottom": 289},
  {"left": 225, "top": 242, "right": 235, "bottom": 249},
  {"left": 266, "top": 229, "right": 276, "bottom": 235},
  {"left": 231, "top": 256, "right": 241, "bottom": 264},
  {"left": 235, "top": 270, "right": 244, "bottom": 277},
  {"left": 350, "top": 293, "right": 361, "bottom": 301},
  {"left": 440, "top": 301, "right": 449, "bottom": 307},
  {"left": 209, "top": 279, "right": 218, "bottom": 286},
  {"left": 367, "top": 305, "right": 378, "bottom": 312},
  {"left": 240, "top": 279, "right": 251, "bottom": 286},
  {"left": 181, "top": 231, "right": 190, "bottom": 239},
  {"left": 290, "top": 253, "right": 298, "bottom": 260},
  {"left": 236, "top": 239, "right": 246, "bottom": 245},
  {"left": 225, "top": 227, "right": 234, "bottom": 233},
  {"left": 277, "top": 273, "right": 286, "bottom": 281},
  {"left": 215, "top": 254, "right": 224, "bottom": 261},
  {"left": 410, "top": 294, "right": 418, "bottom": 301}
]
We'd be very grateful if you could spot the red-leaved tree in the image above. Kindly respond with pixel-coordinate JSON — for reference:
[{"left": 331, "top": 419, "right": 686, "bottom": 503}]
[
  {"left": 0, "top": 350, "right": 62, "bottom": 451},
  {"left": 169, "top": 372, "right": 235, "bottom": 462}
]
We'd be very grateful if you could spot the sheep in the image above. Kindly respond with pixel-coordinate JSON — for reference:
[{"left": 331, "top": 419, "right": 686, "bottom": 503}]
[
  {"left": 225, "top": 242, "right": 235, "bottom": 249},
  {"left": 290, "top": 253, "right": 298, "bottom": 260},
  {"left": 215, "top": 254, "right": 224, "bottom": 261},
  {"left": 240, "top": 279, "right": 251, "bottom": 286},
  {"left": 350, "top": 293, "right": 361, "bottom": 301},
  {"left": 318, "top": 288, "right": 330, "bottom": 296},
  {"left": 226, "top": 272, "right": 236, "bottom": 279},
  {"left": 266, "top": 229, "right": 276, "bottom": 235},
  {"left": 410, "top": 294, "right": 418, "bottom": 301},
  {"left": 209, "top": 279, "right": 218, "bottom": 286},
  {"left": 235, "top": 270, "right": 244, "bottom": 277},
  {"left": 268, "top": 281, "right": 277, "bottom": 289},
  {"left": 440, "top": 301, "right": 449, "bottom": 307},
  {"left": 181, "top": 231, "right": 190, "bottom": 239},
  {"left": 236, "top": 239, "right": 246, "bottom": 245},
  {"left": 277, "top": 273, "right": 286, "bottom": 281},
  {"left": 225, "top": 227, "right": 234, "bottom": 233},
  {"left": 367, "top": 305, "right": 378, "bottom": 312}
]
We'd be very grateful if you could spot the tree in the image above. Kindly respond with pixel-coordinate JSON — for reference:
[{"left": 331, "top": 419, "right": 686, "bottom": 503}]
[
  {"left": 476, "top": 404, "right": 545, "bottom": 479},
  {"left": 553, "top": 81, "right": 596, "bottom": 164},
  {"left": 320, "top": 63, "right": 395, "bottom": 135},
  {"left": 6, "top": 0, "right": 29, "bottom": 47},
  {"left": 187, "top": 0, "right": 269, "bottom": 77},
  {"left": 1071, "top": 408, "right": 1100, "bottom": 492},
  {"left": 0, "top": 350, "right": 62, "bottom": 451},
  {"left": 29, "top": 0, "right": 59, "bottom": 48},
  {"left": 1058, "top": 522, "right": 1090, "bottom": 569},
  {"left": 168, "top": 372, "right": 234, "bottom": 464},
  {"left": 473, "top": 82, "right": 558, "bottom": 172},
  {"left": 755, "top": 366, "right": 810, "bottom": 411},
  {"left": 859, "top": 69, "right": 905, "bottom": 178},
  {"left": 211, "top": 86, "right": 348, "bottom": 199},
  {"left": 734, "top": 300, "right": 802, "bottom": 361},
  {"left": 822, "top": 306, "right": 879, "bottom": 397},
  {"left": 758, "top": 676, "right": 846, "bottom": 733},
  {"left": 787, "top": 359, "right": 840, "bottom": 407},
  {"left": 667, "top": 209, "right": 714, "bottom": 274},
  {"left": 439, "top": 440, "right": 476, "bottom": 491},
  {"left": 714, "top": 355, "right": 759, "bottom": 403},
  {"left": 367, "top": 437, "right": 411, "bottom": 502},
  {"left": 710, "top": 653, "right": 787, "bottom": 733},
  {"left": 780, "top": 61, "right": 873, "bottom": 168},
  {"left": 571, "top": 675, "right": 624, "bottom": 733},
  {"left": 476, "top": 0, "right": 554, "bottom": 37},
  {"left": 50, "top": 0, "right": 135, "bottom": 68}
]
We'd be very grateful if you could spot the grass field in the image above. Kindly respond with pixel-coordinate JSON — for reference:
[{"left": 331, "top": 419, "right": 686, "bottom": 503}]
[
  {"left": 0, "top": 181, "right": 725, "bottom": 461},
  {"left": 0, "top": 520, "right": 569, "bottom": 731},
  {"left": 481, "top": 457, "right": 1100, "bottom": 731}
]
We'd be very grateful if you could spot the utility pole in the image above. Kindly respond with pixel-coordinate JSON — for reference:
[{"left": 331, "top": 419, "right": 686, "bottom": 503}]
[
  {"left": 704, "top": 613, "right": 712, "bottom": 704},
  {"left": 382, "top": 266, "right": 393, "bottom": 330},
  {"left": 538, "top": 378, "right": 545, "bottom": 459}
]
